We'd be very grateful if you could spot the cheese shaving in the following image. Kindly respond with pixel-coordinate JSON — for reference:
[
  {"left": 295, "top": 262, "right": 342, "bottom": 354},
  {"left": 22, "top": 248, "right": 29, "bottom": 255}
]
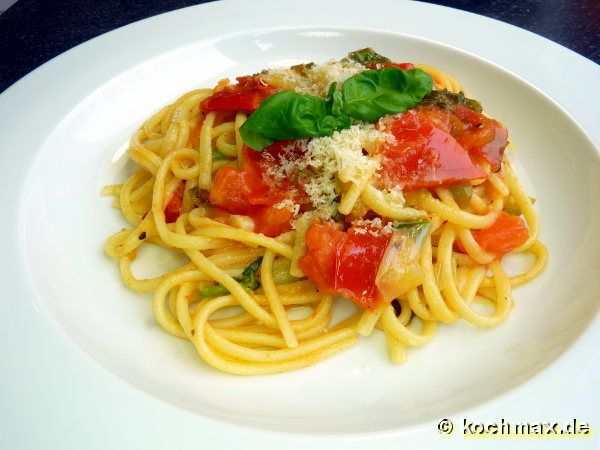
[{"left": 263, "top": 59, "right": 366, "bottom": 97}]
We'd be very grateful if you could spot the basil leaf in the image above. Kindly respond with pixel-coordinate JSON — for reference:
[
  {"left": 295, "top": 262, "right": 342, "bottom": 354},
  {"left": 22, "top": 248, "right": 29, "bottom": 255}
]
[
  {"left": 347, "top": 47, "right": 391, "bottom": 66},
  {"left": 240, "top": 91, "right": 342, "bottom": 151},
  {"left": 239, "top": 126, "right": 274, "bottom": 151},
  {"left": 239, "top": 68, "right": 432, "bottom": 151},
  {"left": 342, "top": 68, "right": 433, "bottom": 121},
  {"left": 325, "top": 82, "right": 346, "bottom": 118}
]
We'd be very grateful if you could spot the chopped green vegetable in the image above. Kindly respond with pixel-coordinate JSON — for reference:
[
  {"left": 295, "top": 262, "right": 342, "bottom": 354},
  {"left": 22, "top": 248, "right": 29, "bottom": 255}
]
[
  {"left": 240, "top": 68, "right": 433, "bottom": 151},
  {"left": 346, "top": 47, "right": 391, "bottom": 67},
  {"left": 419, "top": 89, "right": 483, "bottom": 113},
  {"left": 447, "top": 184, "right": 473, "bottom": 209},
  {"left": 238, "top": 256, "right": 263, "bottom": 291},
  {"left": 503, "top": 197, "right": 536, "bottom": 216},
  {"left": 503, "top": 197, "right": 521, "bottom": 216},
  {"left": 392, "top": 220, "right": 430, "bottom": 239},
  {"left": 392, "top": 220, "right": 430, "bottom": 229},
  {"left": 198, "top": 257, "right": 264, "bottom": 299},
  {"left": 212, "top": 150, "right": 228, "bottom": 160},
  {"left": 198, "top": 284, "right": 229, "bottom": 298}
]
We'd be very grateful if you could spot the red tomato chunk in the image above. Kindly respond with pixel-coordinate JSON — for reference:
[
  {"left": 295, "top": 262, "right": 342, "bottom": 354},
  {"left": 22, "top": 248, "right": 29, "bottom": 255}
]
[
  {"left": 298, "top": 221, "right": 391, "bottom": 308},
  {"left": 298, "top": 221, "right": 347, "bottom": 295},
  {"left": 209, "top": 141, "right": 308, "bottom": 237},
  {"left": 378, "top": 110, "right": 487, "bottom": 190},
  {"left": 200, "top": 76, "right": 279, "bottom": 112},
  {"left": 334, "top": 227, "right": 392, "bottom": 308},
  {"left": 164, "top": 181, "right": 185, "bottom": 223},
  {"left": 472, "top": 211, "right": 529, "bottom": 257}
]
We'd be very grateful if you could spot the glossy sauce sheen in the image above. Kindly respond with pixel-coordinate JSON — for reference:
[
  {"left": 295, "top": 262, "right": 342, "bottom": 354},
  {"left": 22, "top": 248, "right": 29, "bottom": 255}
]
[
  {"left": 378, "top": 110, "right": 487, "bottom": 189},
  {"left": 334, "top": 227, "right": 391, "bottom": 307}
]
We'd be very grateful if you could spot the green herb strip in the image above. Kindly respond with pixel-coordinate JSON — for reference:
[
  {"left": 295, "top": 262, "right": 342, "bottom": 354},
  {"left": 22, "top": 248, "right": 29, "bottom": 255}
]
[
  {"left": 198, "top": 257, "right": 263, "bottom": 299},
  {"left": 346, "top": 47, "right": 391, "bottom": 66},
  {"left": 419, "top": 89, "right": 483, "bottom": 114}
]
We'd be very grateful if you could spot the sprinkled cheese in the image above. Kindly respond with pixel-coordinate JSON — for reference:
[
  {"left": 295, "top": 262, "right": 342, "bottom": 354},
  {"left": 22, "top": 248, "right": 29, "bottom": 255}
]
[
  {"left": 263, "top": 60, "right": 366, "bottom": 96},
  {"left": 273, "top": 199, "right": 301, "bottom": 216},
  {"left": 301, "top": 124, "right": 394, "bottom": 215},
  {"left": 351, "top": 217, "right": 395, "bottom": 237}
]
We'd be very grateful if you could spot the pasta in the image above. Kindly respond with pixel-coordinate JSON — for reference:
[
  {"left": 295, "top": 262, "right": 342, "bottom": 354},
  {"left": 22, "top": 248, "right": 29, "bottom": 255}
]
[{"left": 103, "top": 48, "right": 547, "bottom": 375}]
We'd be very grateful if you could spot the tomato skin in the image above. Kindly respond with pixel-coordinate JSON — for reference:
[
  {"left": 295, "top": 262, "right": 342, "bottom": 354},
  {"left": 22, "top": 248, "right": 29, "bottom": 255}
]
[
  {"left": 382, "top": 62, "right": 414, "bottom": 70},
  {"left": 472, "top": 211, "right": 529, "bottom": 257},
  {"left": 366, "top": 62, "right": 414, "bottom": 70},
  {"left": 164, "top": 181, "right": 185, "bottom": 223},
  {"left": 298, "top": 221, "right": 347, "bottom": 294},
  {"left": 452, "top": 105, "right": 508, "bottom": 171},
  {"left": 299, "top": 221, "right": 391, "bottom": 308},
  {"left": 416, "top": 104, "right": 508, "bottom": 171},
  {"left": 378, "top": 110, "right": 487, "bottom": 190},
  {"left": 241, "top": 143, "right": 309, "bottom": 206},
  {"left": 200, "top": 76, "right": 278, "bottom": 112},
  {"left": 209, "top": 167, "right": 257, "bottom": 215},
  {"left": 334, "top": 227, "right": 392, "bottom": 308},
  {"left": 209, "top": 141, "right": 309, "bottom": 229},
  {"left": 252, "top": 206, "right": 295, "bottom": 237}
]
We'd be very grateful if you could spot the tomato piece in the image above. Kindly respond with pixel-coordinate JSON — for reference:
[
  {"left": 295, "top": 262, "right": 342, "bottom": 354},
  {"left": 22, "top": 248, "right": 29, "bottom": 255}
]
[
  {"left": 252, "top": 205, "right": 295, "bottom": 237},
  {"left": 242, "top": 143, "right": 309, "bottom": 206},
  {"left": 209, "top": 140, "right": 309, "bottom": 216},
  {"left": 472, "top": 211, "right": 529, "bottom": 257},
  {"left": 378, "top": 110, "right": 487, "bottom": 189},
  {"left": 200, "top": 76, "right": 279, "bottom": 112},
  {"left": 209, "top": 167, "right": 257, "bottom": 215},
  {"left": 452, "top": 105, "right": 508, "bottom": 171},
  {"left": 382, "top": 62, "right": 415, "bottom": 70},
  {"left": 164, "top": 181, "right": 185, "bottom": 223},
  {"left": 298, "top": 221, "right": 347, "bottom": 294},
  {"left": 299, "top": 221, "right": 392, "bottom": 308},
  {"left": 334, "top": 227, "right": 392, "bottom": 308}
]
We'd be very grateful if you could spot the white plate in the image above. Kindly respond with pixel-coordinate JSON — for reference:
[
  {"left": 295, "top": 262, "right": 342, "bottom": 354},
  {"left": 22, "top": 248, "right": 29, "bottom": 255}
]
[{"left": 1, "top": 0, "right": 599, "bottom": 448}]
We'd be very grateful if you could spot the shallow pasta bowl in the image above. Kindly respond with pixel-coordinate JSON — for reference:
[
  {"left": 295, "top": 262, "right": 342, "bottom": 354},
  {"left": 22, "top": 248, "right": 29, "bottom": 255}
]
[{"left": 1, "top": 0, "right": 599, "bottom": 439}]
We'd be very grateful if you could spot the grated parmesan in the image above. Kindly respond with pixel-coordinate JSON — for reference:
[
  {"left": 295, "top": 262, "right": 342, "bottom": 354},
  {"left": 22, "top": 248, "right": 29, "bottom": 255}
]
[
  {"left": 351, "top": 217, "right": 395, "bottom": 237},
  {"left": 260, "top": 124, "right": 395, "bottom": 218},
  {"left": 273, "top": 198, "right": 301, "bottom": 216},
  {"left": 301, "top": 124, "right": 394, "bottom": 215},
  {"left": 263, "top": 59, "right": 366, "bottom": 97}
]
